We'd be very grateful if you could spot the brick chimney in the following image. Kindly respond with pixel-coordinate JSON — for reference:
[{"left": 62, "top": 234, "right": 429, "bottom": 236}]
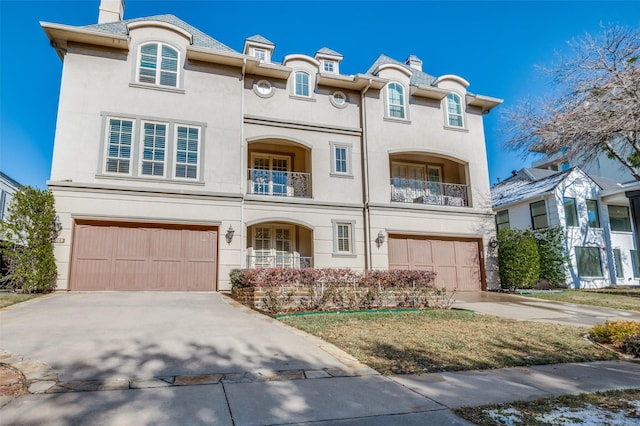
[{"left": 98, "top": 0, "right": 124, "bottom": 24}]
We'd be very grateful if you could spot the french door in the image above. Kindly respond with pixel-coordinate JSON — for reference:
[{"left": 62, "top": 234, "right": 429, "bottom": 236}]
[
  {"left": 253, "top": 226, "right": 293, "bottom": 268},
  {"left": 252, "top": 154, "right": 290, "bottom": 196}
]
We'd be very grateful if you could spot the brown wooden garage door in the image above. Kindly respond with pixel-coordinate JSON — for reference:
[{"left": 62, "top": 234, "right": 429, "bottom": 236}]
[
  {"left": 70, "top": 221, "right": 217, "bottom": 291},
  {"left": 388, "top": 235, "right": 483, "bottom": 291}
]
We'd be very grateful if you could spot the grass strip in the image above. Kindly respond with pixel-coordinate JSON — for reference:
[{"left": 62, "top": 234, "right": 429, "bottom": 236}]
[{"left": 280, "top": 310, "right": 617, "bottom": 374}]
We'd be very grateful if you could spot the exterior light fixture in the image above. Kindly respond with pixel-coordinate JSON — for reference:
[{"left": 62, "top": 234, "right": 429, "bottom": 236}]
[
  {"left": 488, "top": 238, "right": 498, "bottom": 249},
  {"left": 50, "top": 215, "right": 62, "bottom": 242},
  {"left": 376, "top": 230, "right": 386, "bottom": 247},
  {"left": 225, "top": 225, "right": 235, "bottom": 244}
]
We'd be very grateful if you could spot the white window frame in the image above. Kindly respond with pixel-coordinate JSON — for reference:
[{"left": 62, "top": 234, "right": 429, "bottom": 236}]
[
  {"left": 445, "top": 92, "right": 464, "bottom": 128},
  {"left": 137, "top": 42, "right": 180, "bottom": 88},
  {"left": 139, "top": 120, "right": 168, "bottom": 178},
  {"left": 386, "top": 82, "right": 406, "bottom": 119},
  {"left": 294, "top": 71, "right": 311, "bottom": 97},
  {"left": 174, "top": 124, "right": 201, "bottom": 180},
  {"left": 323, "top": 60, "right": 336, "bottom": 73},
  {"left": 332, "top": 219, "right": 356, "bottom": 256},
  {"left": 330, "top": 142, "right": 353, "bottom": 177},
  {"left": 104, "top": 117, "right": 134, "bottom": 175},
  {"left": 252, "top": 225, "right": 296, "bottom": 268},
  {"left": 254, "top": 79, "right": 274, "bottom": 98},
  {"left": 253, "top": 48, "right": 268, "bottom": 62}
]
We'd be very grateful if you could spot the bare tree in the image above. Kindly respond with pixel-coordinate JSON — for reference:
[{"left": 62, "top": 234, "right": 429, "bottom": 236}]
[{"left": 504, "top": 24, "right": 640, "bottom": 181}]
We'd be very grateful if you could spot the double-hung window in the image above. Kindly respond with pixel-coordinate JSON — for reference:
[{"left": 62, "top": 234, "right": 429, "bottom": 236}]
[
  {"left": 387, "top": 82, "right": 405, "bottom": 119},
  {"left": 332, "top": 220, "right": 355, "bottom": 255},
  {"left": 138, "top": 42, "right": 179, "bottom": 87},
  {"left": 575, "top": 247, "right": 603, "bottom": 277},
  {"left": 330, "top": 142, "right": 352, "bottom": 176},
  {"left": 175, "top": 126, "right": 200, "bottom": 179},
  {"left": 496, "top": 210, "right": 510, "bottom": 231},
  {"left": 608, "top": 205, "right": 632, "bottom": 232},
  {"left": 563, "top": 198, "right": 578, "bottom": 227},
  {"left": 294, "top": 71, "right": 310, "bottom": 97},
  {"left": 141, "top": 122, "right": 166, "bottom": 177},
  {"left": 586, "top": 199, "right": 600, "bottom": 228},
  {"left": 530, "top": 200, "right": 548, "bottom": 229},
  {"left": 446, "top": 93, "right": 463, "bottom": 127},
  {"left": 105, "top": 118, "right": 133, "bottom": 174}
]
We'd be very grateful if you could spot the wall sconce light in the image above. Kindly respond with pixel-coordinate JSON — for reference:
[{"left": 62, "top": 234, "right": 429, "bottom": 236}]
[
  {"left": 376, "top": 230, "right": 386, "bottom": 247},
  {"left": 50, "top": 215, "right": 62, "bottom": 242},
  {"left": 225, "top": 225, "right": 235, "bottom": 244},
  {"left": 488, "top": 238, "right": 498, "bottom": 250}
]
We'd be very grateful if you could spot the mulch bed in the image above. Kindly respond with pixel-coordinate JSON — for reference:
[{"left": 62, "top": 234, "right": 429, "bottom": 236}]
[{"left": 0, "top": 364, "right": 28, "bottom": 397}]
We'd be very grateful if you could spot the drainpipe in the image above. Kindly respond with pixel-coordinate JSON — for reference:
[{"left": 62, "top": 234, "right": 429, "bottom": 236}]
[
  {"left": 240, "top": 58, "right": 246, "bottom": 268},
  {"left": 361, "top": 79, "right": 372, "bottom": 270}
]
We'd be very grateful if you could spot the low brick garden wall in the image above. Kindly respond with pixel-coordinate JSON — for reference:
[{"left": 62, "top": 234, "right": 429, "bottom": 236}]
[{"left": 230, "top": 268, "right": 452, "bottom": 314}]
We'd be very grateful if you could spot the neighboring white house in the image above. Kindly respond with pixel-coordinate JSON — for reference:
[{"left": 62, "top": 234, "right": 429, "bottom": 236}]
[
  {"left": 492, "top": 167, "right": 639, "bottom": 288},
  {"left": 532, "top": 150, "right": 637, "bottom": 185},
  {"left": 41, "top": 0, "right": 502, "bottom": 292},
  {"left": 0, "top": 172, "right": 21, "bottom": 222}
]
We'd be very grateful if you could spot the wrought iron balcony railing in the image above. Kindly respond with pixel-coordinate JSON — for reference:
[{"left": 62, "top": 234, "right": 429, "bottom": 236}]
[
  {"left": 247, "top": 254, "right": 313, "bottom": 269},
  {"left": 390, "top": 178, "right": 469, "bottom": 207},
  {"left": 247, "top": 169, "right": 311, "bottom": 198}
]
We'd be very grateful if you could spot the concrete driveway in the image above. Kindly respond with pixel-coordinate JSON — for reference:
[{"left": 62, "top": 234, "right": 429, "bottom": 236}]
[
  {"left": 452, "top": 291, "right": 640, "bottom": 326},
  {"left": 0, "top": 292, "right": 354, "bottom": 382}
]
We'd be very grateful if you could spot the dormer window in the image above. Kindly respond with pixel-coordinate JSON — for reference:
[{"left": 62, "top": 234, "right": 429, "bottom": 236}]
[
  {"left": 323, "top": 60, "right": 336, "bottom": 73},
  {"left": 138, "top": 42, "right": 179, "bottom": 88},
  {"left": 387, "top": 82, "right": 405, "bottom": 119},
  {"left": 294, "top": 71, "right": 310, "bottom": 97},
  {"left": 446, "top": 93, "right": 463, "bottom": 127}
]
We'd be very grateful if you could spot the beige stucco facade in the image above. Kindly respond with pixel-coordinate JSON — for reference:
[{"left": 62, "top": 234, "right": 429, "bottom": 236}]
[{"left": 43, "top": 11, "right": 501, "bottom": 291}]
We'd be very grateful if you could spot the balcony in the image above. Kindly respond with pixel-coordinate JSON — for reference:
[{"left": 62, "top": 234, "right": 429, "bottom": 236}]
[
  {"left": 247, "top": 169, "right": 312, "bottom": 198},
  {"left": 390, "top": 178, "right": 469, "bottom": 207},
  {"left": 247, "top": 254, "right": 313, "bottom": 269}
]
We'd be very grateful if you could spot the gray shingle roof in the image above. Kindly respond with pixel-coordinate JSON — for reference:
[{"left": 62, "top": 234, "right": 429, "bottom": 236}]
[
  {"left": 520, "top": 168, "right": 558, "bottom": 181},
  {"left": 588, "top": 174, "right": 622, "bottom": 191},
  {"left": 245, "top": 34, "right": 274, "bottom": 46},
  {"left": 366, "top": 54, "right": 436, "bottom": 86},
  {"left": 491, "top": 169, "right": 571, "bottom": 208},
  {"left": 82, "top": 14, "right": 237, "bottom": 53},
  {"left": 316, "top": 47, "right": 342, "bottom": 58}
]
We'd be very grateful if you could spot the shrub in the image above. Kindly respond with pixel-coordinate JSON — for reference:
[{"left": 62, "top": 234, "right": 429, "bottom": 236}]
[
  {"left": 497, "top": 228, "right": 540, "bottom": 289},
  {"left": 533, "top": 227, "right": 569, "bottom": 288},
  {"left": 0, "top": 187, "right": 57, "bottom": 293},
  {"left": 622, "top": 334, "right": 640, "bottom": 357},
  {"left": 590, "top": 320, "right": 640, "bottom": 346}
]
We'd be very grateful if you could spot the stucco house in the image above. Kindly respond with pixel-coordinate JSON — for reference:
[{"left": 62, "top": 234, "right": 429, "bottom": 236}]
[
  {"left": 42, "top": 0, "right": 502, "bottom": 292},
  {"left": 492, "top": 167, "right": 639, "bottom": 288}
]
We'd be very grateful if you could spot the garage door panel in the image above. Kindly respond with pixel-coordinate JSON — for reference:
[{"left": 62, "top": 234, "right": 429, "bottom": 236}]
[
  {"left": 409, "top": 239, "right": 432, "bottom": 269},
  {"left": 73, "top": 260, "right": 113, "bottom": 290},
  {"left": 432, "top": 241, "right": 456, "bottom": 266},
  {"left": 388, "top": 238, "right": 409, "bottom": 269},
  {"left": 455, "top": 241, "right": 479, "bottom": 266},
  {"left": 434, "top": 266, "right": 458, "bottom": 290},
  {"left": 458, "top": 266, "right": 481, "bottom": 291},
  {"left": 71, "top": 222, "right": 217, "bottom": 291}
]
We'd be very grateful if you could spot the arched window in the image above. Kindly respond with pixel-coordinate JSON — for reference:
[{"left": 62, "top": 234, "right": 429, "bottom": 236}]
[
  {"left": 387, "top": 82, "right": 405, "bottom": 119},
  {"left": 446, "top": 93, "right": 463, "bottom": 127},
  {"left": 294, "top": 71, "right": 310, "bottom": 97},
  {"left": 138, "top": 42, "right": 179, "bottom": 87}
]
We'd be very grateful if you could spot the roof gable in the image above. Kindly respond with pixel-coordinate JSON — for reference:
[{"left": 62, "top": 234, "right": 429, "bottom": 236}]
[{"left": 367, "top": 54, "right": 436, "bottom": 86}]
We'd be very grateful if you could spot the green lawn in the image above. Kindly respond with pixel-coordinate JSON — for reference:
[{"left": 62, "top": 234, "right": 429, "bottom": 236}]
[
  {"left": 280, "top": 310, "right": 616, "bottom": 374},
  {"left": 0, "top": 293, "right": 41, "bottom": 309},
  {"left": 453, "top": 388, "right": 640, "bottom": 425},
  {"left": 522, "top": 290, "right": 640, "bottom": 312}
]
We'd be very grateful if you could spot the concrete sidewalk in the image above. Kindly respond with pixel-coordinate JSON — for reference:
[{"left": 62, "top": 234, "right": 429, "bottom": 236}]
[
  {"left": 452, "top": 291, "right": 640, "bottom": 327},
  {"left": 2, "top": 357, "right": 639, "bottom": 425}
]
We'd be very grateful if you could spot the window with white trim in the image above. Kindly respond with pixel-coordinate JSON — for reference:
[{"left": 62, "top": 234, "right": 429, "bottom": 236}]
[
  {"left": 446, "top": 93, "right": 463, "bottom": 127},
  {"left": 175, "top": 125, "right": 200, "bottom": 179},
  {"left": 575, "top": 246, "right": 603, "bottom": 277},
  {"left": 387, "top": 82, "right": 405, "bottom": 119},
  {"left": 140, "top": 122, "right": 166, "bottom": 177},
  {"left": 330, "top": 142, "right": 352, "bottom": 176},
  {"left": 337, "top": 223, "right": 351, "bottom": 253},
  {"left": 496, "top": 210, "right": 510, "bottom": 231},
  {"left": 138, "top": 42, "right": 179, "bottom": 87},
  {"left": 105, "top": 118, "right": 133, "bottom": 174},
  {"left": 323, "top": 60, "right": 335, "bottom": 73},
  {"left": 294, "top": 71, "right": 310, "bottom": 97},
  {"left": 253, "top": 48, "right": 267, "bottom": 61}
]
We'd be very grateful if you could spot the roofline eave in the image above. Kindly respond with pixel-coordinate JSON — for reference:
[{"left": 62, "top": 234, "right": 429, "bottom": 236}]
[{"left": 41, "top": 21, "right": 130, "bottom": 60}]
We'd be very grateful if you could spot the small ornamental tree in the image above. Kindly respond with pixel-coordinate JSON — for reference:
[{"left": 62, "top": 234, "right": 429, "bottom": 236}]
[
  {"left": 0, "top": 187, "right": 58, "bottom": 293},
  {"left": 534, "top": 227, "right": 570, "bottom": 288},
  {"left": 497, "top": 228, "right": 540, "bottom": 290}
]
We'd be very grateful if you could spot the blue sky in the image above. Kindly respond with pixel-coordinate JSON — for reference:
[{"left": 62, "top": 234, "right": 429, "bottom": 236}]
[{"left": 1, "top": 0, "right": 639, "bottom": 188}]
